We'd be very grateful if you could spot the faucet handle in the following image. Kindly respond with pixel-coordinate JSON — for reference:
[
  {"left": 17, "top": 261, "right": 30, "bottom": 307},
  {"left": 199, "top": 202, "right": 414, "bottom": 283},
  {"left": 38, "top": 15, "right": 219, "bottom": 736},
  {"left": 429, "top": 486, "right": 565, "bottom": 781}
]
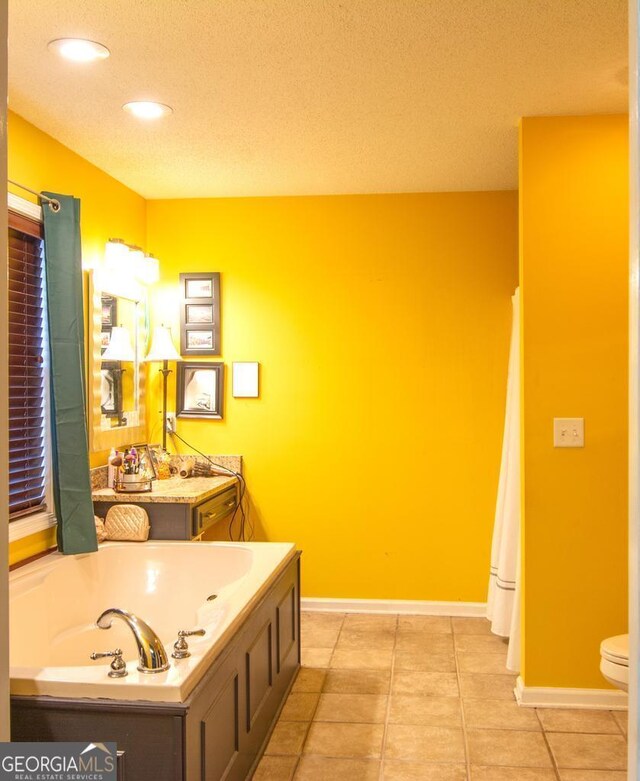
[
  {"left": 172, "top": 628, "right": 206, "bottom": 659},
  {"left": 90, "top": 648, "right": 128, "bottom": 678}
]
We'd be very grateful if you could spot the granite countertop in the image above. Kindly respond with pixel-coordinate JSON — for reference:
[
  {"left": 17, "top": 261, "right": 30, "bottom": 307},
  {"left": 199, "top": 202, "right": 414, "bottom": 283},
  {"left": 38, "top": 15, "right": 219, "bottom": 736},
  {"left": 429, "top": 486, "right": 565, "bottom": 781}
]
[{"left": 92, "top": 475, "right": 237, "bottom": 504}]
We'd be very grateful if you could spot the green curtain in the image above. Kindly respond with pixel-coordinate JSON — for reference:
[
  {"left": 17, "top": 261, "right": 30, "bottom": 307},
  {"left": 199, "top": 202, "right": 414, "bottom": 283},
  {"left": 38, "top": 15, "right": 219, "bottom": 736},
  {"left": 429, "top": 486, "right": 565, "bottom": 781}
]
[{"left": 42, "top": 192, "right": 97, "bottom": 554}]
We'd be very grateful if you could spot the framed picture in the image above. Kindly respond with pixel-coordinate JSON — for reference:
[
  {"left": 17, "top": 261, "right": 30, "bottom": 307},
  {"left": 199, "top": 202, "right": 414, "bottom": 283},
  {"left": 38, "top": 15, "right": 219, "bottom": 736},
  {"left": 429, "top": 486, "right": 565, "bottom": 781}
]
[
  {"left": 147, "top": 443, "right": 172, "bottom": 478},
  {"left": 148, "top": 443, "right": 163, "bottom": 464},
  {"left": 101, "top": 294, "right": 117, "bottom": 327},
  {"left": 129, "top": 443, "right": 158, "bottom": 482},
  {"left": 101, "top": 362, "right": 122, "bottom": 418},
  {"left": 185, "top": 304, "right": 213, "bottom": 324},
  {"left": 185, "top": 278, "right": 213, "bottom": 298},
  {"left": 186, "top": 330, "right": 214, "bottom": 350},
  {"left": 232, "top": 362, "right": 259, "bottom": 398},
  {"left": 101, "top": 330, "right": 112, "bottom": 350},
  {"left": 176, "top": 362, "right": 224, "bottom": 419},
  {"left": 179, "top": 272, "right": 220, "bottom": 355}
]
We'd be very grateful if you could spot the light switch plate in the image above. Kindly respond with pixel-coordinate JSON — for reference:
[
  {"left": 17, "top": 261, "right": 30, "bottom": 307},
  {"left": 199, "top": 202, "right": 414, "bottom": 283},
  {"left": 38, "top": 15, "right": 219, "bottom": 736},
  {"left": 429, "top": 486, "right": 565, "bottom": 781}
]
[{"left": 553, "top": 417, "right": 584, "bottom": 448}]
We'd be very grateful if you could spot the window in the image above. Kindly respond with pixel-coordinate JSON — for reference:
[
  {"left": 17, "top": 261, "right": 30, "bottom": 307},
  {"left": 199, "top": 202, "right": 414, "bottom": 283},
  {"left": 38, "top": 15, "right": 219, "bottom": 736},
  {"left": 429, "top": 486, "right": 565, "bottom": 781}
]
[{"left": 8, "top": 207, "right": 51, "bottom": 530}]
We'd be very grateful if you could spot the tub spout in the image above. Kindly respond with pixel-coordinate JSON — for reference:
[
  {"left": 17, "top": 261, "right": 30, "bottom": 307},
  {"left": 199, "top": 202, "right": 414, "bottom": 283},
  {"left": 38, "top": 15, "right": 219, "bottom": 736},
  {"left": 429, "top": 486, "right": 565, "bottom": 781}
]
[{"left": 96, "top": 608, "right": 170, "bottom": 674}]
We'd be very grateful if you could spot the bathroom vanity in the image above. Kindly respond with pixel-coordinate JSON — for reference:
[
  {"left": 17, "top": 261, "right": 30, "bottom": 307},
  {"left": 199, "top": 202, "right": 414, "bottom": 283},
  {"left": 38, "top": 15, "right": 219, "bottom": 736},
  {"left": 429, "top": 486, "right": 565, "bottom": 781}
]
[{"left": 93, "top": 475, "right": 239, "bottom": 540}]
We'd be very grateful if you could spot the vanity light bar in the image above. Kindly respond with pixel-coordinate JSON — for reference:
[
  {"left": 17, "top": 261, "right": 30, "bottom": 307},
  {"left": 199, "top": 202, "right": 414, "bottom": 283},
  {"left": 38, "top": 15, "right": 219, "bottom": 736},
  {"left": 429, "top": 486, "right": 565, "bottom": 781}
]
[
  {"left": 140, "top": 254, "right": 160, "bottom": 285},
  {"left": 104, "top": 239, "right": 160, "bottom": 285},
  {"left": 105, "top": 238, "right": 129, "bottom": 268}
]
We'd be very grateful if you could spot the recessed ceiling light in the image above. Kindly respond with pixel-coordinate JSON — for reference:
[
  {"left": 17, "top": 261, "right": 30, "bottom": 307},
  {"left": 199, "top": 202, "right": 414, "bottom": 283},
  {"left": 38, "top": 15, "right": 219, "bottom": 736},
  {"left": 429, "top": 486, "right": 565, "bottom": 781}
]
[
  {"left": 48, "top": 38, "right": 110, "bottom": 63},
  {"left": 122, "top": 101, "right": 173, "bottom": 120}
]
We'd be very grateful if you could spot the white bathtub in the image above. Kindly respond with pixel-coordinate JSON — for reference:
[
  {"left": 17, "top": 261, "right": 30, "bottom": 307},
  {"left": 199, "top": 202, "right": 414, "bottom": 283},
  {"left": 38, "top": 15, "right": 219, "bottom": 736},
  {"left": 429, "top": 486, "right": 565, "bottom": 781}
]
[{"left": 9, "top": 541, "right": 297, "bottom": 703}]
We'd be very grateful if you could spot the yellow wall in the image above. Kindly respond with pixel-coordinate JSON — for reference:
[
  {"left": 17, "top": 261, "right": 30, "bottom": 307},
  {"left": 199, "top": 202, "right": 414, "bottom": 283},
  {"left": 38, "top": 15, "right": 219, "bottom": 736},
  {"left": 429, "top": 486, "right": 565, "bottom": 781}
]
[
  {"left": 6, "top": 108, "right": 630, "bottom": 689},
  {"left": 8, "top": 111, "right": 518, "bottom": 596},
  {"left": 520, "top": 115, "right": 629, "bottom": 688},
  {"left": 147, "top": 192, "right": 518, "bottom": 599},
  {"left": 7, "top": 111, "right": 147, "bottom": 564}
]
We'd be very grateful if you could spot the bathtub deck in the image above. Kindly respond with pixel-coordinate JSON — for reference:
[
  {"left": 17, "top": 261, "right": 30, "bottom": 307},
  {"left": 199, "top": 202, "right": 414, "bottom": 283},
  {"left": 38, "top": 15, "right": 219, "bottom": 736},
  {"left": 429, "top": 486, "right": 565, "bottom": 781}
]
[{"left": 11, "top": 551, "right": 301, "bottom": 781}]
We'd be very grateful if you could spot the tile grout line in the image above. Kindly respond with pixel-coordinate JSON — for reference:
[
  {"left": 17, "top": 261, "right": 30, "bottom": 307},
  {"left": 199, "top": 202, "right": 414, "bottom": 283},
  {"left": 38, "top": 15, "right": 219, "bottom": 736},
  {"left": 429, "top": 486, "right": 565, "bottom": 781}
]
[
  {"left": 297, "top": 613, "right": 628, "bottom": 780},
  {"left": 453, "top": 617, "right": 473, "bottom": 781},
  {"left": 289, "top": 755, "right": 300, "bottom": 780},
  {"left": 610, "top": 708, "right": 628, "bottom": 740},
  {"left": 378, "top": 613, "right": 399, "bottom": 781},
  {"left": 293, "top": 611, "right": 347, "bottom": 778},
  {"left": 534, "top": 707, "right": 562, "bottom": 781}
]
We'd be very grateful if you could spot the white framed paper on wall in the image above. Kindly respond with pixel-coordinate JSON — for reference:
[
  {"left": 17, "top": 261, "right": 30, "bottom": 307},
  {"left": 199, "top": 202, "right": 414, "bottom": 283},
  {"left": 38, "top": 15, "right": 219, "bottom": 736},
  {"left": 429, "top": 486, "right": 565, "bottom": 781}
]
[{"left": 232, "top": 362, "right": 259, "bottom": 398}]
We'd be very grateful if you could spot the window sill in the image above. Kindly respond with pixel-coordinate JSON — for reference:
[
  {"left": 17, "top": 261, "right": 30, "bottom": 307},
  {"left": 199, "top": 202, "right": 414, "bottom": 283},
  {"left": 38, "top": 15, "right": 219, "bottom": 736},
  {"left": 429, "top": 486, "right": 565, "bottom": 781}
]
[{"left": 9, "top": 512, "right": 56, "bottom": 543}]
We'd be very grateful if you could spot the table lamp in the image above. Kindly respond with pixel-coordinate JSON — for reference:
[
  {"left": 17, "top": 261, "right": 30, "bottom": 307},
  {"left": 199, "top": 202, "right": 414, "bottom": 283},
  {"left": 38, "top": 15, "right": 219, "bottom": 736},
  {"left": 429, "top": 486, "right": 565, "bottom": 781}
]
[{"left": 102, "top": 326, "right": 135, "bottom": 362}]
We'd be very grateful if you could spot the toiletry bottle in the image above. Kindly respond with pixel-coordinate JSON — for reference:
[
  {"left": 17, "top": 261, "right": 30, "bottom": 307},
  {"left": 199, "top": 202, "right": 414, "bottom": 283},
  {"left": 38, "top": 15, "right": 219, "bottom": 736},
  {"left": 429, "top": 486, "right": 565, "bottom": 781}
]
[{"left": 107, "top": 448, "right": 117, "bottom": 489}]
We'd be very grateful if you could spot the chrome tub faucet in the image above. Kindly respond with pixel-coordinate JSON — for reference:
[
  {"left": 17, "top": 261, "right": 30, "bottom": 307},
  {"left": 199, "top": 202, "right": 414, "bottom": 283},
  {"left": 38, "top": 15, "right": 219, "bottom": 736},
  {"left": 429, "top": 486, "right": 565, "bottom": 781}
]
[{"left": 96, "top": 607, "right": 170, "bottom": 673}]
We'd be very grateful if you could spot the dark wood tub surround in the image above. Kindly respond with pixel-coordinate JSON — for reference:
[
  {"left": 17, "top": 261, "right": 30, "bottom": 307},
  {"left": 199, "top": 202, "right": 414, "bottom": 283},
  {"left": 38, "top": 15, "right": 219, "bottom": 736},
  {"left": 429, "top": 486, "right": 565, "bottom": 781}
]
[{"left": 11, "top": 553, "right": 301, "bottom": 781}]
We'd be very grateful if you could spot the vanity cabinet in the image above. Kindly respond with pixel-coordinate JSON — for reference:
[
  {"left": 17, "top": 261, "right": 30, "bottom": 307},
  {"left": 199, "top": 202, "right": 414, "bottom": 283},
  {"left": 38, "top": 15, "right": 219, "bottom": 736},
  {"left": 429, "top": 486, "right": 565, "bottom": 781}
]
[
  {"left": 11, "top": 553, "right": 301, "bottom": 781},
  {"left": 192, "top": 485, "right": 238, "bottom": 537},
  {"left": 92, "top": 478, "right": 238, "bottom": 540}
]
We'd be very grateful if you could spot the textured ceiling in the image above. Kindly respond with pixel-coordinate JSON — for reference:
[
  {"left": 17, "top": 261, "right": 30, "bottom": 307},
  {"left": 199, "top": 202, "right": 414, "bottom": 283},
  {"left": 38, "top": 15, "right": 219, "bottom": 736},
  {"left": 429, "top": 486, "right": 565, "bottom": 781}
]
[{"left": 8, "top": 0, "right": 628, "bottom": 198}]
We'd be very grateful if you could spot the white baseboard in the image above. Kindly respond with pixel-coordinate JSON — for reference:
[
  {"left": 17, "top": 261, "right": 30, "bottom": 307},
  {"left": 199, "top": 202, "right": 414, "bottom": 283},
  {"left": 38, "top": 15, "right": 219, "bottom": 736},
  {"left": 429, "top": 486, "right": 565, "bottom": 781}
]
[
  {"left": 300, "top": 597, "right": 487, "bottom": 617},
  {"left": 515, "top": 675, "right": 628, "bottom": 711}
]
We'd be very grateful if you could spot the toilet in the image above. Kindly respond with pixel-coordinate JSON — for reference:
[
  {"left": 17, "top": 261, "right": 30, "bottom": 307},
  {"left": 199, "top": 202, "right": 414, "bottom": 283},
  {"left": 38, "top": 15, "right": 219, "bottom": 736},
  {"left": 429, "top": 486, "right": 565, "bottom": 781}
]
[{"left": 600, "top": 634, "right": 629, "bottom": 692}]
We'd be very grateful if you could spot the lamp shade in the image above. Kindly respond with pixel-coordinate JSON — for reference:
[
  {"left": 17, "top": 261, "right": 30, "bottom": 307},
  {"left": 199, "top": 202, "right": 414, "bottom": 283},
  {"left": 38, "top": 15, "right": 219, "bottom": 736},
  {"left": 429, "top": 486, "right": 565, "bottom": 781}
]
[
  {"left": 146, "top": 326, "right": 181, "bottom": 362},
  {"left": 102, "top": 326, "right": 135, "bottom": 362}
]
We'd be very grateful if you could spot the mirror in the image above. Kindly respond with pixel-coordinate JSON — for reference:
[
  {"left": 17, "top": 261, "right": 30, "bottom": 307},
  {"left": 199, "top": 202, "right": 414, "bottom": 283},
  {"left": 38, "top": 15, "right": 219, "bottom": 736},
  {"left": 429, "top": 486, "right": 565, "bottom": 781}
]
[
  {"left": 100, "top": 295, "right": 138, "bottom": 427},
  {"left": 89, "top": 272, "right": 147, "bottom": 452}
]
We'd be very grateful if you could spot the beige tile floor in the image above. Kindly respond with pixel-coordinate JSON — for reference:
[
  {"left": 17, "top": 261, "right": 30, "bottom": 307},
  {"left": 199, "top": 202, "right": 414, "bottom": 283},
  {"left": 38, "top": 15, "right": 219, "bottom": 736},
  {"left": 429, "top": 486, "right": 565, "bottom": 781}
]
[{"left": 253, "top": 613, "right": 628, "bottom": 781}]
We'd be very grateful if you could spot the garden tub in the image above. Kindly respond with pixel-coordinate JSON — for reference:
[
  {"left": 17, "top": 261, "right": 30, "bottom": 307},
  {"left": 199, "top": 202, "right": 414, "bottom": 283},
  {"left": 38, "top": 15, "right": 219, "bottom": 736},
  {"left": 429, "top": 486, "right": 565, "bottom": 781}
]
[{"left": 9, "top": 540, "right": 297, "bottom": 703}]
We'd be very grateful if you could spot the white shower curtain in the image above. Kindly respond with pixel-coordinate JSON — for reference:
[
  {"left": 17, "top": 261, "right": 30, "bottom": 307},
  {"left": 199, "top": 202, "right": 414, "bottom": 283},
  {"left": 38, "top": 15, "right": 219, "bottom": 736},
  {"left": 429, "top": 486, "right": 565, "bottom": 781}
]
[{"left": 487, "top": 288, "right": 521, "bottom": 672}]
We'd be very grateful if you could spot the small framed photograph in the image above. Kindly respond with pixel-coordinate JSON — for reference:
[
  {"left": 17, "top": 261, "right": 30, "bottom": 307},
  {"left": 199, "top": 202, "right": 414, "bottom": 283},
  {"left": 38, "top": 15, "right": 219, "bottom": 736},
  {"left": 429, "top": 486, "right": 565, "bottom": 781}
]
[
  {"left": 185, "top": 278, "right": 213, "bottom": 298},
  {"left": 101, "top": 294, "right": 117, "bottom": 327},
  {"left": 147, "top": 443, "right": 173, "bottom": 479},
  {"left": 180, "top": 273, "right": 221, "bottom": 356},
  {"left": 100, "top": 363, "right": 122, "bottom": 417},
  {"left": 186, "top": 330, "right": 214, "bottom": 350},
  {"left": 176, "top": 362, "right": 224, "bottom": 419},
  {"left": 101, "top": 330, "right": 111, "bottom": 350},
  {"left": 129, "top": 443, "right": 159, "bottom": 482},
  {"left": 186, "top": 304, "right": 214, "bottom": 324}
]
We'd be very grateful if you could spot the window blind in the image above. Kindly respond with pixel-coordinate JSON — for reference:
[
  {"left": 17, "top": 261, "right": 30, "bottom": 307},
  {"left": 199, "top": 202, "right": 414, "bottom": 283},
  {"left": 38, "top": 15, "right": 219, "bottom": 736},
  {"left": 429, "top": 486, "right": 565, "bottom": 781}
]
[{"left": 8, "top": 211, "right": 47, "bottom": 520}]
